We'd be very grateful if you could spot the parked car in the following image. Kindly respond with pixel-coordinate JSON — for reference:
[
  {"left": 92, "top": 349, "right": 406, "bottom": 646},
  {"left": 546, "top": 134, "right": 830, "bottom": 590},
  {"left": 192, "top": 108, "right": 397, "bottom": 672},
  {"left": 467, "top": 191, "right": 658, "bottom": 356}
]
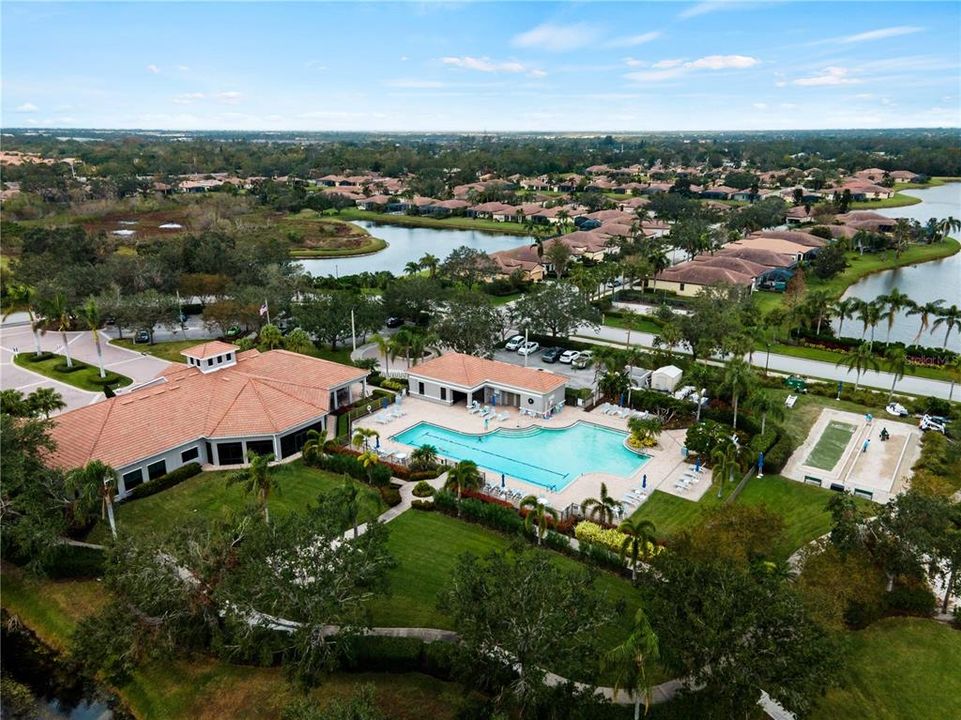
[
  {"left": 572, "top": 351, "right": 593, "bottom": 369},
  {"left": 517, "top": 341, "right": 540, "bottom": 356},
  {"left": 386, "top": 316, "right": 404, "bottom": 328},
  {"left": 919, "top": 415, "right": 946, "bottom": 434},
  {"left": 559, "top": 349, "right": 581, "bottom": 364},
  {"left": 784, "top": 375, "right": 808, "bottom": 393},
  {"left": 134, "top": 329, "right": 150, "bottom": 344},
  {"left": 225, "top": 326, "right": 242, "bottom": 340},
  {"left": 505, "top": 334, "right": 526, "bottom": 351},
  {"left": 541, "top": 347, "right": 563, "bottom": 363}
]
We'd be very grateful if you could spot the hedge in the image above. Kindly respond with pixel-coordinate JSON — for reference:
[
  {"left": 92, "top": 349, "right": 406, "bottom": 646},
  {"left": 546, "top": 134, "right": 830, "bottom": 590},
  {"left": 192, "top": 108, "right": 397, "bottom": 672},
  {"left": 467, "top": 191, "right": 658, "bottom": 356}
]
[
  {"left": 575, "top": 520, "right": 658, "bottom": 558},
  {"left": 24, "top": 352, "right": 55, "bottom": 363},
  {"left": 412, "top": 481, "right": 435, "bottom": 497},
  {"left": 885, "top": 584, "right": 936, "bottom": 618},
  {"left": 126, "top": 462, "right": 203, "bottom": 501},
  {"left": 433, "top": 490, "right": 525, "bottom": 535},
  {"left": 761, "top": 433, "right": 795, "bottom": 474},
  {"left": 54, "top": 362, "right": 85, "bottom": 374},
  {"left": 337, "top": 636, "right": 457, "bottom": 678},
  {"left": 310, "top": 450, "right": 393, "bottom": 487}
]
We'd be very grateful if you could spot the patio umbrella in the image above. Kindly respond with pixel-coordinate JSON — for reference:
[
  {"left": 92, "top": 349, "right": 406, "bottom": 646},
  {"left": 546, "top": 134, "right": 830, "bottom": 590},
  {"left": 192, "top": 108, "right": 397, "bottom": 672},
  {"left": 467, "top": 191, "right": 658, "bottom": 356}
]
[
  {"left": 501, "top": 473, "right": 505, "bottom": 488},
  {"left": 375, "top": 435, "right": 380, "bottom": 449},
  {"left": 642, "top": 474, "right": 647, "bottom": 489},
  {"left": 695, "top": 457, "right": 701, "bottom": 473}
]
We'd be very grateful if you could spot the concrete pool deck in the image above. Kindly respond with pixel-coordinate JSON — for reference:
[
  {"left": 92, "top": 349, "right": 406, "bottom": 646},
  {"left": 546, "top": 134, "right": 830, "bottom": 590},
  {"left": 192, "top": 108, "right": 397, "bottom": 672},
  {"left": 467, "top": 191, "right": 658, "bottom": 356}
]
[{"left": 354, "top": 397, "right": 712, "bottom": 513}]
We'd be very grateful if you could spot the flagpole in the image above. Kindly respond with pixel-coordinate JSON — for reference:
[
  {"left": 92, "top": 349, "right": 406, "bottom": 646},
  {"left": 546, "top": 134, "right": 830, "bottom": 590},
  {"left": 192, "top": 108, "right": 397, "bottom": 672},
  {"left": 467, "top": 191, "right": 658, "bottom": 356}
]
[
  {"left": 351, "top": 308, "right": 357, "bottom": 352},
  {"left": 264, "top": 299, "right": 270, "bottom": 325}
]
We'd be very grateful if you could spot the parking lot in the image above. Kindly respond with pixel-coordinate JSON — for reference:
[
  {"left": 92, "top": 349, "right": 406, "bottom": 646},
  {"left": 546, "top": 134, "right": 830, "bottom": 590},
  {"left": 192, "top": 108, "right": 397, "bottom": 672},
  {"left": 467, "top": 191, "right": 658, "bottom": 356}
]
[{"left": 492, "top": 345, "right": 598, "bottom": 391}]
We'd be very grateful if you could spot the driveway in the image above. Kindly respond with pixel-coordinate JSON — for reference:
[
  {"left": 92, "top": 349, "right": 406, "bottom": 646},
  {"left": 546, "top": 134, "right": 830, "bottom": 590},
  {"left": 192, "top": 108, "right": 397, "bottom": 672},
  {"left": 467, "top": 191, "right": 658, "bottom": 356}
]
[
  {"left": 0, "top": 323, "right": 172, "bottom": 412},
  {"left": 491, "top": 348, "right": 598, "bottom": 390}
]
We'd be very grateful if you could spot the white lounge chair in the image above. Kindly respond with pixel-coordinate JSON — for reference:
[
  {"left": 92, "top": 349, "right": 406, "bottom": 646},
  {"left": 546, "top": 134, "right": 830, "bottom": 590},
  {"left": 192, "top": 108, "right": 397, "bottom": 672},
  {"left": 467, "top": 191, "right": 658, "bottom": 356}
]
[{"left": 785, "top": 394, "right": 798, "bottom": 408}]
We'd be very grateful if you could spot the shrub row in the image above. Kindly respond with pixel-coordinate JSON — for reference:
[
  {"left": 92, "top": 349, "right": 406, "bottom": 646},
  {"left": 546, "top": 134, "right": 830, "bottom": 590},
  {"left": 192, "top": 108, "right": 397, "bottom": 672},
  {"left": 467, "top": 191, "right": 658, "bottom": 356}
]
[
  {"left": 312, "top": 446, "right": 393, "bottom": 486},
  {"left": 337, "top": 636, "right": 457, "bottom": 677},
  {"left": 761, "top": 433, "right": 795, "bottom": 474},
  {"left": 412, "top": 480, "right": 435, "bottom": 497},
  {"left": 794, "top": 330, "right": 958, "bottom": 364},
  {"left": 126, "top": 462, "right": 202, "bottom": 501},
  {"left": 23, "top": 351, "right": 55, "bottom": 363}
]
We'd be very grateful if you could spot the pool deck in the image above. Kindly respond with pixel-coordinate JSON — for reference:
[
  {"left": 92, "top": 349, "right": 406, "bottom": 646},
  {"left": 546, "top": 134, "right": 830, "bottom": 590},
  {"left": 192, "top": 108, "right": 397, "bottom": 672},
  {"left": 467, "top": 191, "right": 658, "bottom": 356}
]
[{"left": 354, "top": 397, "right": 712, "bottom": 513}]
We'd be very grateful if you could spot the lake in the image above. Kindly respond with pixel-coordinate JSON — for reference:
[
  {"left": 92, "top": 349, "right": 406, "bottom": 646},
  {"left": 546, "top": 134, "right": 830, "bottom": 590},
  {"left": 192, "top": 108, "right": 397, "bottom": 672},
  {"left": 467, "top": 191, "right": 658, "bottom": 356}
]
[
  {"left": 835, "top": 183, "right": 961, "bottom": 349},
  {"left": 297, "top": 221, "right": 533, "bottom": 276}
]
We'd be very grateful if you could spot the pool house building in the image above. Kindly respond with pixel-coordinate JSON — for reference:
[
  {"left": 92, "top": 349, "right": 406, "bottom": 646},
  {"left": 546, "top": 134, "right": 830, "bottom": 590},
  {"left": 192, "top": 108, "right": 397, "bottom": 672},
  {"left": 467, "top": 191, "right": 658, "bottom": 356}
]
[{"left": 407, "top": 352, "right": 567, "bottom": 416}]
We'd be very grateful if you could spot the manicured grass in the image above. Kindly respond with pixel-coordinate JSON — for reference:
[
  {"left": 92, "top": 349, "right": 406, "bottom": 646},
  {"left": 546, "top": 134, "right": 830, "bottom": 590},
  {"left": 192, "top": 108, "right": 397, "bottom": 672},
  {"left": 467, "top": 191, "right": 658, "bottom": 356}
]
[
  {"left": 813, "top": 618, "right": 961, "bottom": 720},
  {"left": 111, "top": 338, "right": 200, "bottom": 363},
  {"left": 367, "top": 511, "right": 642, "bottom": 646},
  {"left": 754, "top": 239, "right": 960, "bottom": 316},
  {"left": 849, "top": 192, "right": 922, "bottom": 209},
  {"left": 603, "top": 313, "right": 664, "bottom": 335},
  {"left": 87, "top": 461, "right": 386, "bottom": 543},
  {"left": 337, "top": 208, "right": 532, "bottom": 236},
  {"left": 805, "top": 420, "right": 857, "bottom": 470},
  {"left": 283, "top": 214, "right": 388, "bottom": 258},
  {"left": 13, "top": 352, "right": 133, "bottom": 391},
  {"left": 629, "top": 486, "right": 726, "bottom": 539},
  {"left": 763, "top": 342, "right": 954, "bottom": 382}
]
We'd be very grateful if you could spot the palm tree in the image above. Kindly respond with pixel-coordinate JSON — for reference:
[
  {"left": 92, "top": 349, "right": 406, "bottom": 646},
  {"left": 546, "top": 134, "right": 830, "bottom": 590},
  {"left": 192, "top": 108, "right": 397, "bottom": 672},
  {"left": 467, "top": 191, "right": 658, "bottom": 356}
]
[
  {"left": 722, "top": 358, "right": 755, "bottom": 430},
  {"left": 3, "top": 284, "right": 44, "bottom": 357},
  {"left": 932, "top": 305, "right": 961, "bottom": 350},
  {"left": 945, "top": 354, "right": 961, "bottom": 402},
  {"left": 41, "top": 290, "right": 75, "bottom": 368},
  {"left": 352, "top": 427, "right": 379, "bottom": 452},
  {"left": 604, "top": 609, "right": 660, "bottom": 720},
  {"left": 410, "top": 444, "right": 438, "bottom": 471},
  {"left": 710, "top": 441, "right": 743, "bottom": 499},
  {"left": 879, "top": 289, "right": 914, "bottom": 344},
  {"left": 833, "top": 297, "right": 860, "bottom": 339},
  {"left": 259, "top": 322, "right": 283, "bottom": 350},
  {"left": 645, "top": 243, "right": 670, "bottom": 296},
  {"left": 357, "top": 449, "right": 383, "bottom": 486},
  {"left": 520, "top": 495, "right": 558, "bottom": 546},
  {"left": 340, "top": 479, "right": 361, "bottom": 538},
  {"left": 369, "top": 332, "right": 391, "bottom": 376},
  {"left": 29, "top": 387, "right": 66, "bottom": 419},
  {"left": 65, "top": 460, "right": 119, "bottom": 538},
  {"left": 627, "top": 416, "right": 663, "bottom": 449},
  {"left": 407, "top": 330, "right": 439, "bottom": 367},
  {"left": 884, "top": 347, "right": 911, "bottom": 401},
  {"left": 228, "top": 451, "right": 278, "bottom": 523},
  {"left": 803, "top": 289, "right": 834, "bottom": 336},
  {"left": 530, "top": 236, "right": 545, "bottom": 260},
  {"left": 580, "top": 482, "right": 624, "bottom": 525},
  {"left": 301, "top": 429, "right": 325, "bottom": 465},
  {"left": 284, "top": 327, "right": 313, "bottom": 355},
  {"left": 747, "top": 390, "right": 784, "bottom": 435},
  {"left": 444, "top": 459, "right": 483, "bottom": 513},
  {"left": 938, "top": 216, "right": 961, "bottom": 242},
  {"left": 617, "top": 517, "right": 657, "bottom": 582},
  {"left": 404, "top": 261, "right": 421, "bottom": 276},
  {"left": 419, "top": 253, "right": 440, "bottom": 278},
  {"left": 906, "top": 300, "right": 945, "bottom": 344},
  {"left": 836, "top": 342, "right": 881, "bottom": 391},
  {"left": 857, "top": 300, "right": 883, "bottom": 346}
]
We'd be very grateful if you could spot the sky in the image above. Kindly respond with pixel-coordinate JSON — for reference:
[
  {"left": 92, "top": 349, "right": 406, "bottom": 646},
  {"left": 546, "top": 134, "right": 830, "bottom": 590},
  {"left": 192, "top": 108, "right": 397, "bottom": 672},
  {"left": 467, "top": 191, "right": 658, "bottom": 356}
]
[{"left": 2, "top": 1, "right": 959, "bottom": 132}]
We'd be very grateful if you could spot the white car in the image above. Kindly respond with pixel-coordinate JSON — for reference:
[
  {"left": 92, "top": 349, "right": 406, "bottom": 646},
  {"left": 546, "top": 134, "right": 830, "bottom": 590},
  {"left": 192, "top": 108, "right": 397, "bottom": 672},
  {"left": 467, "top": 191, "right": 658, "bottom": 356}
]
[
  {"left": 505, "top": 334, "right": 525, "bottom": 351},
  {"left": 559, "top": 350, "right": 581, "bottom": 364},
  {"left": 517, "top": 341, "right": 540, "bottom": 356}
]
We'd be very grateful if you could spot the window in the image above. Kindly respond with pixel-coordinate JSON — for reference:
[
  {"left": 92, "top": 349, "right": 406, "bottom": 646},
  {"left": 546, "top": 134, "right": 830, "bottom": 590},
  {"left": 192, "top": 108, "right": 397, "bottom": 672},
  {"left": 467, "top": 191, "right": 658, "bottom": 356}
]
[
  {"left": 679, "top": 283, "right": 685, "bottom": 291},
  {"left": 217, "top": 355, "right": 223, "bottom": 364},
  {"left": 147, "top": 460, "right": 167, "bottom": 480},
  {"left": 207, "top": 358, "right": 213, "bottom": 367},
  {"left": 226, "top": 353, "right": 232, "bottom": 361},
  {"left": 122, "top": 468, "right": 144, "bottom": 491},
  {"left": 205, "top": 441, "right": 213, "bottom": 463},
  {"left": 181, "top": 447, "right": 200, "bottom": 463},
  {"left": 418, "top": 382, "right": 425, "bottom": 395},
  {"left": 440, "top": 387, "right": 447, "bottom": 401},
  {"left": 217, "top": 441, "right": 244, "bottom": 465},
  {"left": 246, "top": 439, "right": 274, "bottom": 457}
]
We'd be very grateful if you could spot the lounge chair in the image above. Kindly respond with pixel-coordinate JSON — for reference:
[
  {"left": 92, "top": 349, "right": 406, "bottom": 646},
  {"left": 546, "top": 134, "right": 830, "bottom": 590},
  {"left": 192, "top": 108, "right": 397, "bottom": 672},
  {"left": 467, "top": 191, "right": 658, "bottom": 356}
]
[
  {"left": 785, "top": 394, "right": 798, "bottom": 408},
  {"left": 468, "top": 402, "right": 482, "bottom": 414}
]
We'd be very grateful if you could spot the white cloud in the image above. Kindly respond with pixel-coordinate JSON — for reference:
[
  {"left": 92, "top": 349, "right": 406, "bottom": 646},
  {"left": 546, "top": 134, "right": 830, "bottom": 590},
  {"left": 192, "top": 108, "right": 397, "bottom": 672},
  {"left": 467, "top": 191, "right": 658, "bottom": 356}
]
[
  {"left": 385, "top": 79, "right": 445, "bottom": 88},
  {"left": 838, "top": 26, "right": 922, "bottom": 44},
  {"left": 793, "top": 67, "right": 860, "bottom": 86},
  {"left": 15, "top": 102, "right": 38, "bottom": 113},
  {"left": 623, "top": 57, "right": 647, "bottom": 67},
  {"left": 177, "top": 65, "right": 190, "bottom": 71},
  {"left": 441, "top": 56, "right": 542, "bottom": 76},
  {"left": 512, "top": 22, "right": 599, "bottom": 52},
  {"left": 146, "top": 64, "right": 160, "bottom": 74},
  {"left": 626, "top": 54, "right": 759, "bottom": 81},
  {"left": 172, "top": 92, "right": 205, "bottom": 105},
  {"left": 753, "top": 102, "right": 768, "bottom": 110},
  {"left": 215, "top": 91, "right": 243, "bottom": 104},
  {"left": 606, "top": 31, "right": 661, "bottom": 49},
  {"left": 678, "top": 0, "right": 743, "bottom": 20}
]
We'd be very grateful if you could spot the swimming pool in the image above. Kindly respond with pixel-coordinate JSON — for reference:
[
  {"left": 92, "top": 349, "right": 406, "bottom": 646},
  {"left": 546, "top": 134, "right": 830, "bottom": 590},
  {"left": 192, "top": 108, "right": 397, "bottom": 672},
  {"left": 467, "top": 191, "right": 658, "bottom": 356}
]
[{"left": 392, "top": 421, "right": 649, "bottom": 491}]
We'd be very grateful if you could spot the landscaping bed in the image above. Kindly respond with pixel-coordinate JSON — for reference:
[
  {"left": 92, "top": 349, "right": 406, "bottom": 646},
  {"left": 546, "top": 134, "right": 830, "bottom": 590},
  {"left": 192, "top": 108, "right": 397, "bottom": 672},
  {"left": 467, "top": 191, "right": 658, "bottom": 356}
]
[{"left": 13, "top": 352, "right": 132, "bottom": 392}]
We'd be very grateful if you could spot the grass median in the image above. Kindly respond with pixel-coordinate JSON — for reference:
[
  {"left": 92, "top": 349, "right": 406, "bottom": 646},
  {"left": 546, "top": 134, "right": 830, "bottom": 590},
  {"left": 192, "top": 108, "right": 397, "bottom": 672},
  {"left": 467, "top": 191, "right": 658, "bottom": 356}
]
[{"left": 13, "top": 352, "right": 133, "bottom": 392}]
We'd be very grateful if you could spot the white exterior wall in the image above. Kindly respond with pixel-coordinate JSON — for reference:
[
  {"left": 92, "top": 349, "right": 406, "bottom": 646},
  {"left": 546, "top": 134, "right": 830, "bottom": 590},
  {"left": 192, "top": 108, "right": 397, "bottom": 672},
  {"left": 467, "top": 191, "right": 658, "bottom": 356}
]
[
  {"left": 408, "top": 376, "right": 566, "bottom": 415},
  {"left": 409, "top": 378, "right": 456, "bottom": 405},
  {"left": 116, "top": 439, "right": 206, "bottom": 497}
]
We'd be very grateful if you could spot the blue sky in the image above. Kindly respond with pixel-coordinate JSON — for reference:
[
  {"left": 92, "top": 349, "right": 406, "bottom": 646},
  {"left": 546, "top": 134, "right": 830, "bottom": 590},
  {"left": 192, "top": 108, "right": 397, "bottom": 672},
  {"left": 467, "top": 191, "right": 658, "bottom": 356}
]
[{"left": 3, "top": 1, "right": 959, "bottom": 131}]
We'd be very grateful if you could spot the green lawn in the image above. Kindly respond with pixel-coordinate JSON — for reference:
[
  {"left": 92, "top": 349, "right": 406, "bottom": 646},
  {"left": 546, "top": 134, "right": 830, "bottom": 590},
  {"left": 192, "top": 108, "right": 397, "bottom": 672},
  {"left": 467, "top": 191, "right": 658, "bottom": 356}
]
[
  {"left": 87, "top": 461, "right": 386, "bottom": 543},
  {"left": 13, "top": 352, "right": 133, "bottom": 392},
  {"left": 603, "top": 313, "right": 664, "bottom": 335},
  {"left": 754, "top": 239, "right": 960, "bottom": 315},
  {"left": 763, "top": 342, "right": 954, "bottom": 383},
  {"left": 629, "top": 486, "right": 726, "bottom": 539},
  {"left": 282, "top": 214, "right": 388, "bottom": 258},
  {"left": 805, "top": 420, "right": 857, "bottom": 470},
  {"left": 336, "top": 208, "right": 532, "bottom": 236},
  {"left": 813, "top": 618, "right": 961, "bottom": 720},
  {"left": 111, "top": 338, "right": 199, "bottom": 363},
  {"left": 849, "top": 192, "right": 923, "bottom": 209}
]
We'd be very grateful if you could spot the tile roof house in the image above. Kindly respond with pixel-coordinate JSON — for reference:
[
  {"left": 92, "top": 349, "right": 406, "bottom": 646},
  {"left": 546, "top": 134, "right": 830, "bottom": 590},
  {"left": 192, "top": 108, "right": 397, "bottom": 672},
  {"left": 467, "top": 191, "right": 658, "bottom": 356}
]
[
  {"left": 408, "top": 352, "right": 567, "bottom": 417},
  {"left": 47, "top": 343, "right": 369, "bottom": 497}
]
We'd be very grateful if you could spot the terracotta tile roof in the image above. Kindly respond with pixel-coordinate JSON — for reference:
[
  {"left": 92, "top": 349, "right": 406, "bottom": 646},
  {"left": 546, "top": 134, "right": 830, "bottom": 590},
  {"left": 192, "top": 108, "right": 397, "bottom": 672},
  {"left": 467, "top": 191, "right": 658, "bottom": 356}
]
[
  {"left": 47, "top": 349, "right": 367, "bottom": 471},
  {"left": 181, "top": 341, "right": 239, "bottom": 359},
  {"left": 656, "top": 262, "right": 756, "bottom": 287},
  {"left": 409, "top": 352, "right": 566, "bottom": 394}
]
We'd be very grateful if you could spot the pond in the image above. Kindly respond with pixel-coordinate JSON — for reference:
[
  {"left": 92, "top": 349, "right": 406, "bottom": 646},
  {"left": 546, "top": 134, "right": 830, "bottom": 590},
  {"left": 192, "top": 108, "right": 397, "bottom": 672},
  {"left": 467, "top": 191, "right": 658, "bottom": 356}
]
[
  {"left": 835, "top": 183, "right": 961, "bottom": 349},
  {"left": 296, "top": 221, "right": 534, "bottom": 276}
]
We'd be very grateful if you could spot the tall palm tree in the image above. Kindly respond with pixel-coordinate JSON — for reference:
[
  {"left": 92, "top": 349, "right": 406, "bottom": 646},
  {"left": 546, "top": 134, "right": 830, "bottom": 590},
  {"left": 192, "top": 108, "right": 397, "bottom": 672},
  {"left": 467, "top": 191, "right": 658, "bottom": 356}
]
[
  {"left": 938, "top": 216, "right": 961, "bottom": 242},
  {"left": 604, "top": 608, "right": 660, "bottom": 720},
  {"left": 645, "top": 243, "right": 670, "bottom": 295},
  {"left": 409, "top": 443, "right": 438, "bottom": 471},
  {"left": 259, "top": 323, "right": 283, "bottom": 350},
  {"left": 404, "top": 261, "right": 421, "bottom": 276},
  {"left": 857, "top": 300, "right": 883, "bottom": 346},
  {"left": 617, "top": 517, "right": 657, "bottom": 582},
  {"left": 228, "top": 451, "right": 278, "bottom": 524},
  {"left": 892, "top": 218, "right": 913, "bottom": 257},
  {"left": 932, "top": 305, "right": 961, "bottom": 350},
  {"left": 407, "top": 330, "right": 439, "bottom": 367},
  {"left": 369, "top": 332, "right": 391, "bottom": 376},
  {"left": 41, "top": 290, "right": 75, "bottom": 368},
  {"left": 722, "top": 358, "right": 755, "bottom": 430},
  {"left": 581, "top": 482, "right": 624, "bottom": 525},
  {"left": 520, "top": 495, "right": 558, "bottom": 546},
  {"left": 444, "top": 460, "right": 483, "bottom": 514},
  {"left": 29, "top": 387, "right": 66, "bottom": 419},
  {"left": 803, "top": 289, "right": 834, "bottom": 336},
  {"left": 945, "top": 354, "right": 961, "bottom": 402},
  {"left": 358, "top": 449, "right": 382, "bottom": 486},
  {"left": 3, "top": 284, "right": 44, "bottom": 357},
  {"left": 836, "top": 342, "right": 881, "bottom": 391},
  {"left": 747, "top": 390, "right": 784, "bottom": 435},
  {"left": 339, "top": 479, "right": 361, "bottom": 538},
  {"left": 284, "top": 327, "right": 313, "bottom": 355},
  {"left": 710, "top": 441, "right": 743, "bottom": 499},
  {"left": 884, "top": 347, "right": 911, "bottom": 401},
  {"left": 530, "top": 236, "right": 545, "bottom": 260},
  {"left": 352, "top": 427, "right": 380, "bottom": 452},
  {"left": 833, "top": 297, "right": 860, "bottom": 341},
  {"left": 419, "top": 253, "right": 440, "bottom": 278},
  {"left": 906, "top": 299, "right": 945, "bottom": 344},
  {"left": 879, "top": 289, "right": 914, "bottom": 344},
  {"left": 65, "top": 460, "right": 119, "bottom": 538},
  {"left": 301, "top": 429, "right": 325, "bottom": 465}
]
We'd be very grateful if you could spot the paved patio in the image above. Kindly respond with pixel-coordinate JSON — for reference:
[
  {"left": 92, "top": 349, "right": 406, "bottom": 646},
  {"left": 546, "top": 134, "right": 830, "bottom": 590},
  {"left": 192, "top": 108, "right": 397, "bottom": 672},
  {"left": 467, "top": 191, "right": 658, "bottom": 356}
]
[{"left": 354, "top": 396, "right": 711, "bottom": 514}]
